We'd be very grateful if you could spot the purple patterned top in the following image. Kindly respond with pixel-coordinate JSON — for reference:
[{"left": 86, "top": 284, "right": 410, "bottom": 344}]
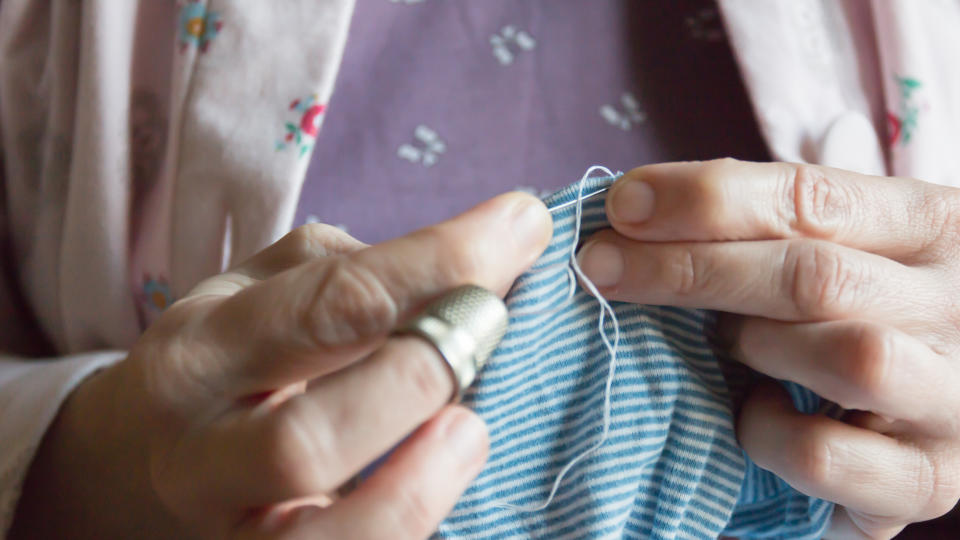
[{"left": 298, "top": 0, "right": 767, "bottom": 244}]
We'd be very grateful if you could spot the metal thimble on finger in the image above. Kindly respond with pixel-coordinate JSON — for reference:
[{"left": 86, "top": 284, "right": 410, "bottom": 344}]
[{"left": 395, "top": 284, "right": 509, "bottom": 402}]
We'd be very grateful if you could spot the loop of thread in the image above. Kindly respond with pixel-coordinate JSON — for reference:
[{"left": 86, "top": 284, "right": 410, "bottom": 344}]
[{"left": 495, "top": 165, "right": 622, "bottom": 512}]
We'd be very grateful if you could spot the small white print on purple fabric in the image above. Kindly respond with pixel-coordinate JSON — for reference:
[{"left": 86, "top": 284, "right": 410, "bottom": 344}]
[
  {"left": 490, "top": 25, "right": 536, "bottom": 66},
  {"left": 397, "top": 125, "right": 446, "bottom": 167},
  {"left": 599, "top": 92, "right": 646, "bottom": 131}
]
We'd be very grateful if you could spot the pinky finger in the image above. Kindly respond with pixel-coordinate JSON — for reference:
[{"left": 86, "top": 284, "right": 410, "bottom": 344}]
[
  {"left": 738, "top": 382, "right": 933, "bottom": 521},
  {"left": 233, "top": 406, "right": 489, "bottom": 540}
]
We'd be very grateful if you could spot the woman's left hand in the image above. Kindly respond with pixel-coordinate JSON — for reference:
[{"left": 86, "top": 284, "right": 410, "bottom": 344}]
[{"left": 577, "top": 158, "right": 960, "bottom": 539}]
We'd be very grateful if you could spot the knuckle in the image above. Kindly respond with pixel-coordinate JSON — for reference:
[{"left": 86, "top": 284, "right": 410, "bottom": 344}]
[
  {"left": 698, "top": 157, "right": 742, "bottom": 182},
  {"left": 137, "top": 332, "right": 192, "bottom": 403},
  {"left": 917, "top": 189, "right": 960, "bottom": 258},
  {"left": 919, "top": 451, "right": 960, "bottom": 519},
  {"left": 385, "top": 483, "right": 438, "bottom": 538},
  {"left": 308, "top": 258, "right": 399, "bottom": 345},
  {"left": 135, "top": 304, "right": 216, "bottom": 402},
  {"left": 786, "top": 242, "right": 863, "bottom": 318},
  {"left": 284, "top": 224, "right": 328, "bottom": 256},
  {"left": 791, "top": 430, "right": 836, "bottom": 488},
  {"left": 924, "top": 189, "right": 960, "bottom": 230},
  {"left": 690, "top": 159, "right": 737, "bottom": 205},
  {"left": 843, "top": 325, "right": 896, "bottom": 405},
  {"left": 285, "top": 223, "right": 357, "bottom": 258},
  {"left": 149, "top": 297, "right": 207, "bottom": 346},
  {"left": 262, "top": 398, "right": 336, "bottom": 492},
  {"left": 389, "top": 340, "right": 454, "bottom": 405},
  {"left": 790, "top": 164, "right": 852, "bottom": 237},
  {"left": 663, "top": 246, "right": 707, "bottom": 297},
  {"left": 693, "top": 158, "right": 742, "bottom": 212}
]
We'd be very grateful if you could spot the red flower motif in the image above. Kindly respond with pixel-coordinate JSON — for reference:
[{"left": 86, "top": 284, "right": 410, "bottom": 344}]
[
  {"left": 299, "top": 104, "right": 326, "bottom": 137},
  {"left": 887, "top": 112, "right": 902, "bottom": 147}
]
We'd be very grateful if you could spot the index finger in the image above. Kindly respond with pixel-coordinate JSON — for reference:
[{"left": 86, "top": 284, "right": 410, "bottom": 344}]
[
  {"left": 204, "top": 192, "right": 552, "bottom": 394},
  {"left": 605, "top": 159, "right": 955, "bottom": 262}
]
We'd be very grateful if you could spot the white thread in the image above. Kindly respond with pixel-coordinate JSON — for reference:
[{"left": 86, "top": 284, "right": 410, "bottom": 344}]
[
  {"left": 496, "top": 165, "right": 622, "bottom": 512},
  {"left": 547, "top": 186, "right": 610, "bottom": 212}
]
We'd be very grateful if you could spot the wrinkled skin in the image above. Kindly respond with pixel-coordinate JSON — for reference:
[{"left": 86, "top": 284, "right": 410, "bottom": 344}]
[
  {"left": 578, "top": 159, "right": 960, "bottom": 539},
  {"left": 11, "top": 192, "right": 553, "bottom": 539}
]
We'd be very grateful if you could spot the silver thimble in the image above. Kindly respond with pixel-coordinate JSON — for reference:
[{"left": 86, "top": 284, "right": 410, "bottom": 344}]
[{"left": 396, "top": 284, "right": 508, "bottom": 402}]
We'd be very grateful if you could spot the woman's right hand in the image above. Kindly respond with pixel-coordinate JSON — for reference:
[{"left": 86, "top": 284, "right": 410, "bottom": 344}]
[{"left": 10, "top": 192, "right": 552, "bottom": 539}]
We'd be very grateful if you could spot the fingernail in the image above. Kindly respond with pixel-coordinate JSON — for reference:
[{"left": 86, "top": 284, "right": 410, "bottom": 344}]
[
  {"left": 443, "top": 409, "right": 488, "bottom": 466},
  {"left": 576, "top": 241, "right": 624, "bottom": 288},
  {"left": 510, "top": 197, "right": 552, "bottom": 251},
  {"left": 609, "top": 179, "right": 655, "bottom": 224}
]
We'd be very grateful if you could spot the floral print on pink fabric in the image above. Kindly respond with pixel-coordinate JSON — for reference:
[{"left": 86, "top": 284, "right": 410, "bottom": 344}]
[
  {"left": 140, "top": 275, "right": 175, "bottom": 312},
  {"left": 276, "top": 94, "right": 326, "bottom": 156},
  {"left": 178, "top": 1, "right": 223, "bottom": 53},
  {"left": 887, "top": 75, "right": 925, "bottom": 148}
]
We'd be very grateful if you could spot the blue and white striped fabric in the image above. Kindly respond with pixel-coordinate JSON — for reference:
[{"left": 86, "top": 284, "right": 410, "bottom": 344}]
[{"left": 435, "top": 176, "right": 834, "bottom": 539}]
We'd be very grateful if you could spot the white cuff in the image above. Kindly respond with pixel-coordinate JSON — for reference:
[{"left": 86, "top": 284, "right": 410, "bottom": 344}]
[
  {"left": 718, "top": 0, "right": 887, "bottom": 175},
  {"left": 0, "top": 351, "right": 126, "bottom": 536}
]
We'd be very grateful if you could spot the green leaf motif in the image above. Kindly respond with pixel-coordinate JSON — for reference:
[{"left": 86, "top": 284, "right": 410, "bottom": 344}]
[
  {"left": 897, "top": 76, "right": 921, "bottom": 89},
  {"left": 896, "top": 75, "right": 922, "bottom": 100}
]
